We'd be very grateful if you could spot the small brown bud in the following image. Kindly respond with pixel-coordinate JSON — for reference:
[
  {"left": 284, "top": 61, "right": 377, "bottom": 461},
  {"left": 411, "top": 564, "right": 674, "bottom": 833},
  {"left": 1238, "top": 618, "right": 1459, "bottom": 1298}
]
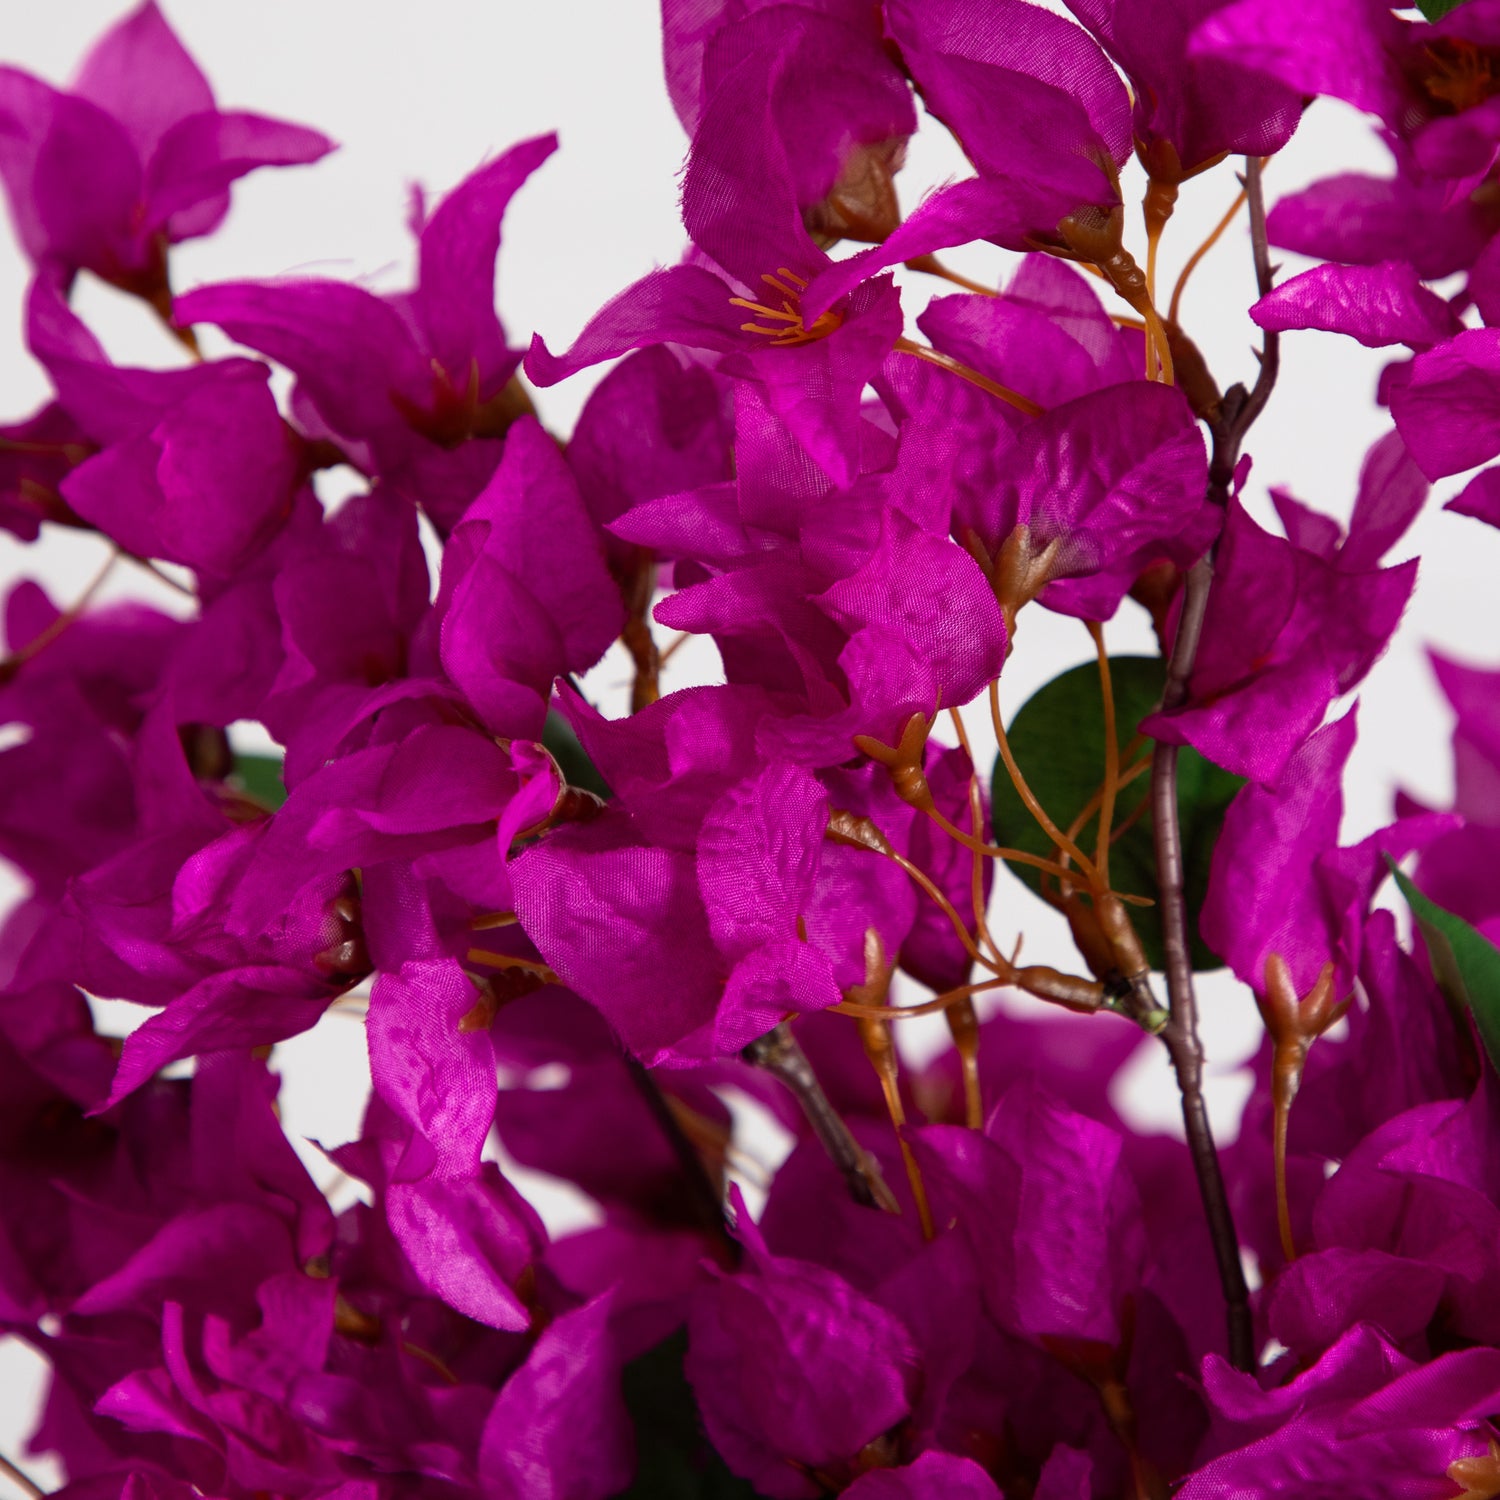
[{"left": 826, "top": 807, "right": 895, "bottom": 856}]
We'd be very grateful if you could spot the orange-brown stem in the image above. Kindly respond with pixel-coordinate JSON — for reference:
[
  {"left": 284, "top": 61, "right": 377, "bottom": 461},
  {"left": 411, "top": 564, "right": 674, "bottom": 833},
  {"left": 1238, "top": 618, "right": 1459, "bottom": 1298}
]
[
  {"left": 924, "top": 805, "right": 1088, "bottom": 883},
  {"left": 827, "top": 807, "right": 1002, "bottom": 977},
  {"left": 834, "top": 975, "right": 1009, "bottom": 1022},
  {"left": 891, "top": 850, "right": 1005, "bottom": 976},
  {"left": 1059, "top": 754, "right": 1151, "bottom": 854},
  {"left": 893, "top": 337, "right": 1044, "bottom": 416},
  {"left": 1169, "top": 187, "right": 1247, "bottom": 327},
  {"left": 947, "top": 707, "right": 1007, "bottom": 970},
  {"left": 1271, "top": 1050, "right": 1300, "bottom": 1263},
  {"left": 989, "top": 680, "right": 1099, "bottom": 883},
  {"left": 851, "top": 930, "right": 935, "bottom": 1239},
  {"left": 1089, "top": 621, "right": 1120, "bottom": 884},
  {"left": 945, "top": 995, "right": 985, "bottom": 1129},
  {"left": 904, "top": 254, "right": 999, "bottom": 297}
]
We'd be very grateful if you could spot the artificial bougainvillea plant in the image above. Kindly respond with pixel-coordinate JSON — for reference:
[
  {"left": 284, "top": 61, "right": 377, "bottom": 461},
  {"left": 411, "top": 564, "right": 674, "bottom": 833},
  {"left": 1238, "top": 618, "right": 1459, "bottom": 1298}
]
[{"left": 4, "top": 0, "right": 1500, "bottom": 1495}]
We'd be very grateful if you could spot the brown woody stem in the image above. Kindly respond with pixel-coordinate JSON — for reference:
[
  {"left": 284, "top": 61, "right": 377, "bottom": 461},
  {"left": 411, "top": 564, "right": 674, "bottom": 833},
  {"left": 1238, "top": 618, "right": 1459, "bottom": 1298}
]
[
  {"left": 0, "top": 1451, "right": 44, "bottom": 1500},
  {"left": 1150, "top": 557, "right": 1251, "bottom": 1370},
  {"left": 743, "top": 1023, "right": 899, "bottom": 1212},
  {"left": 1146, "top": 156, "right": 1280, "bottom": 1374}
]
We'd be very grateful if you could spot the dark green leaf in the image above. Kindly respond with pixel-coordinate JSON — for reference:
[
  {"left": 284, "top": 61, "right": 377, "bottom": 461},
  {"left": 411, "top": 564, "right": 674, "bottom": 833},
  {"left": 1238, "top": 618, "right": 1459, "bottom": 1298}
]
[
  {"left": 543, "top": 711, "right": 612, "bottom": 800},
  {"left": 990, "top": 656, "right": 1244, "bottom": 971},
  {"left": 1387, "top": 857, "right": 1500, "bottom": 1074},
  {"left": 1414, "top": 0, "right": 1472, "bottom": 20},
  {"left": 232, "top": 752, "right": 287, "bottom": 811},
  {"left": 617, "top": 1329, "right": 774, "bottom": 1499}
]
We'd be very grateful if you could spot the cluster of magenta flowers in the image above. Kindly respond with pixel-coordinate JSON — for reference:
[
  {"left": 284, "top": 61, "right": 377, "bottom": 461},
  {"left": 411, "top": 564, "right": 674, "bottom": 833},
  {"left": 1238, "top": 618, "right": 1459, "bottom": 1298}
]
[{"left": 5, "top": 0, "right": 1500, "bottom": 1496}]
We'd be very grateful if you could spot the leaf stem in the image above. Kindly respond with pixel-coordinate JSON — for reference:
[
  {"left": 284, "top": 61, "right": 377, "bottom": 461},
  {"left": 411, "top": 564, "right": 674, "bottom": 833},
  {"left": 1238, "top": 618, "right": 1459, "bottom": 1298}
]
[
  {"left": 888, "top": 849, "right": 1004, "bottom": 976},
  {"left": 947, "top": 707, "right": 1007, "bottom": 972},
  {"left": 921, "top": 804, "right": 1090, "bottom": 882},
  {"left": 1272, "top": 1076, "right": 1297, "bottom": 1263}
]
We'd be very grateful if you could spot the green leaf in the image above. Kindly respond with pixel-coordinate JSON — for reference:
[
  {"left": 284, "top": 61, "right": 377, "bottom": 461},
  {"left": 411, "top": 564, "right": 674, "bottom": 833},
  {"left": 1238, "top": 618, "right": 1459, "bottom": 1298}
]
[
  {"left": 1387, "top": 857, "right": 1500, "bottom": 1074},
  {"left": 990, "top": 655, "right": 1244, "bottom": 972},
  {"left": 1414, "top": 0, "right": 1472, "bottom": 20},
  {"left": 232, "top": 752, "right": 287, "bottom": 811},
  {"left": 543, "top": 711, "right": 612, "bottom": 800},
  {"left": 618, "top": 1329, "right": 772, "bottom": 1499}
]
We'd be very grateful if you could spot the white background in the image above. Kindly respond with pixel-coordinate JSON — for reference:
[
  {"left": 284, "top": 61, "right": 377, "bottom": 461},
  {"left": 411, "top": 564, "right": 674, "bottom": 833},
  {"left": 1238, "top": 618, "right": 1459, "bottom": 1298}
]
[{"left": 2, "top": 2, "right": 1498, "bottom": 1485}]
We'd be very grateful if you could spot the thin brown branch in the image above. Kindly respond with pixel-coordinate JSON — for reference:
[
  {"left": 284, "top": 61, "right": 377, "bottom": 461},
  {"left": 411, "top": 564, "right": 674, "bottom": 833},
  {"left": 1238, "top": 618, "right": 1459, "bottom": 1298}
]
[
  {"left": 1147, "top": 157, "right": 1283, "bottom": 1371},
  {"left": 743, "top": 1023, "right": 899, "bottom": 1212},
  {"left": 1168, "top": 187, "right": 1247, "bottom": 328},
  {"left": 947, "top": 707, "right": 1006, "bottom": 970},
  {"left": 888, "top": 849, "right": 1005, "bottom": 977},
  {"left": 1151, "top": 556, "right": 1253, "bottom": 1371},
  {"left": 1235, "top": 157, "right": 1279, "bottom": 438},
  {"left": 122, "top": 551, "right": 197, "bottom": 597},
  {"left": 920, "top": 803, "right": 1085, "bottom": 883},
  {"left": 0, "top": 1451, "right": 44, "bottom": 1500},
  {"left": 989, "top": 680, "right": 1100, "bottom": 883},
  {"left": 1089, "top": 622, "right": 1120, "bottom": 884},
  {"left": 832, "top": 975, "right": 1009, "bottom": 1022}
]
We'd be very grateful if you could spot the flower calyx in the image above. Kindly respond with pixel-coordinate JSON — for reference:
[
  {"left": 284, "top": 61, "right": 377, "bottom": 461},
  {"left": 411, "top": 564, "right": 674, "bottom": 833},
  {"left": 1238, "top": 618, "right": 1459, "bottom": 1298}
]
[
  {"left": 853, "top": 710, "right": 936, "bottom": 817},
  {"left": 1408, "top": 35, "right": 1500, "bottom": 118},
  {"left": 848, "top": 926, "right": 897, "bottom": 1060},
  {"left": 1258, "top": 953, "right": 1349, "bottom": 1109},
  {"left": 501, "top": 740, "right": 607, "bottom": 851},
  {"left": 803, "top": 138, "right": 907, "bottom": 248},
  {"left": 971, "top": 523, "right": 1063, "bottom": 637},
  {"left": 1056, "top": 205, "right": 1148, "bottom": 315},
  {"left": 314, "top": 886, "right": 372, "bottom": 983},
  {"left": 1136, "top": 137, "right": 1228, "bottom": 194},
  {"left": 458, "top": 957, "right": 561, "bottom": 1032},
  {"left": 1011, "top": 963, "right": 1106, "bottom": 1015},
  {"left": 391, "top": 359, "right": 536, "bottom": 449},
  {"left": 1450, "top": 1437, "right": 1500, "bottom": 1499}
]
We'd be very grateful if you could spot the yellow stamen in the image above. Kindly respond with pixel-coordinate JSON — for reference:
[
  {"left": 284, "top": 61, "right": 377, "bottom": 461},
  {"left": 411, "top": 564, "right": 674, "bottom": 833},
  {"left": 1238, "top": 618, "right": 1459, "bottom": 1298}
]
[{"left": 728, "top": 268, "right": 843, "bottom": 347}]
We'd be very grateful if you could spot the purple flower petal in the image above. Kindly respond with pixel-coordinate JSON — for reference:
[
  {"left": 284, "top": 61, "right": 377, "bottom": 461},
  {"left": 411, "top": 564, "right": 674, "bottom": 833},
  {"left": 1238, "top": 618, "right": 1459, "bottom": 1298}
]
[
  {"left": 477, "top": 1293, "right": 634, "bottom": 1500},
  {"left": 1391, "top": 327, "right": 1500, "bottom": 479},
  {"left": 842, "top": 1451, "right": 1003, "bottom": 1499},
  {"left": 413, "top": 133, "right": 556, "bottom": 389},
  {"left": 144, "top": 109, "right": 334, "bottom": 234},
  {"left": 1251, "top": 261, "right": 1463, "bottom": 350},
  {"left": 70, "top": 0, "right": 214, "bottom": 160}
]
